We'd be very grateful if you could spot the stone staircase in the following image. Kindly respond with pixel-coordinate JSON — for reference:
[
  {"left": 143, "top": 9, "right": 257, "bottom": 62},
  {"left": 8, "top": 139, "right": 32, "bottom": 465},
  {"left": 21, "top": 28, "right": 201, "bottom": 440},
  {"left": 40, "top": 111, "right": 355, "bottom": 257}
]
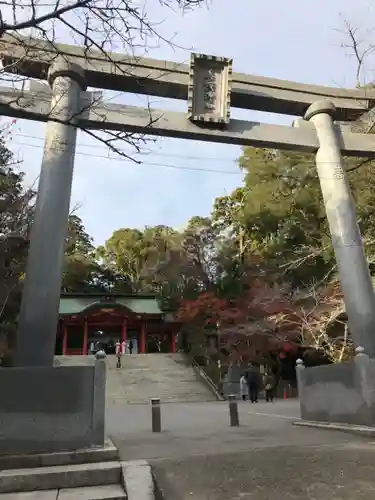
[
  {"left": 0, "top": 440, "right": 128, "bottom": 499},
  {"left": 105, "top": 353, "right": 217, "bottom": 405}
]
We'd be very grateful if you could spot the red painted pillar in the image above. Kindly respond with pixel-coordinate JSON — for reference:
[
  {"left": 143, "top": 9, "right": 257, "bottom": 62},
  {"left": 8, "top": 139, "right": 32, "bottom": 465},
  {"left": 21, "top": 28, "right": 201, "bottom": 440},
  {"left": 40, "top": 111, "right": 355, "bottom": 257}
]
[
  {"left": 62, "top": 323, "right": 68, "bottom": 356},
  {"left": 140, "top": 323, "right": 146, "bottom": 354},
  {"left": 83, "top": 319, "right": 88, "bottom": 355},
  {"left": 171, "top": 332, "right": 177, "bottom": 353},
  {"left": 121, "top": 318, "right": 128, "bottom": 344}
]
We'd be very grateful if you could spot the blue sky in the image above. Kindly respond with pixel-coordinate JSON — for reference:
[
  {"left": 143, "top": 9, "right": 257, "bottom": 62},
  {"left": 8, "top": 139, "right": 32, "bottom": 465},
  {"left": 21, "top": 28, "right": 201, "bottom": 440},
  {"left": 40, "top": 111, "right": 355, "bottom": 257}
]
[{"left": 6, "top": 0, "right": 375, "bottom": 244}]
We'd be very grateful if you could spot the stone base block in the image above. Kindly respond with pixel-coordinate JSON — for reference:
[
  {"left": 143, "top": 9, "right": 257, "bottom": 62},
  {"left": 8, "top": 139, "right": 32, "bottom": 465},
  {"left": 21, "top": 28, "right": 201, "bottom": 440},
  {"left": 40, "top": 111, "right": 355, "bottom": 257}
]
[
  {"left": 0, "top": 358, "right": 106, "bottom": 454},
  {"left": 296, "top": 353, "right": 375, "bottom": 427},
  {"left": 293, "top": 419, "right": 375, "bottom": 437}
]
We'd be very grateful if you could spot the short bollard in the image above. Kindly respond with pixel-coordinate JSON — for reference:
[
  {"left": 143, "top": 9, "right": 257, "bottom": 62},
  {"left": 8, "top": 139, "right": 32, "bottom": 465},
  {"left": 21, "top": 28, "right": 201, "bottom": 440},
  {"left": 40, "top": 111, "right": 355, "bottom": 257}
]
[
  {"left": 228, "top": 394, "right": 239, "bottom": 427},
  {"left": 151, "top": 398, "right": 162, "bottom": 433}
]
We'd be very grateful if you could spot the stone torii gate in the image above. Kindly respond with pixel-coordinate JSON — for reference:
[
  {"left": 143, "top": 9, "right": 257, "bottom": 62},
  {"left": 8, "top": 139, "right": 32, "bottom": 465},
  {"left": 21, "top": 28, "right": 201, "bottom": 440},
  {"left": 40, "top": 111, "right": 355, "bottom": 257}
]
[
  {"left": 1, "top": 34, "right": 375, "bottom": 449},
  {"left": 1, "top": 34, "right": 375, "bottom": 364}
]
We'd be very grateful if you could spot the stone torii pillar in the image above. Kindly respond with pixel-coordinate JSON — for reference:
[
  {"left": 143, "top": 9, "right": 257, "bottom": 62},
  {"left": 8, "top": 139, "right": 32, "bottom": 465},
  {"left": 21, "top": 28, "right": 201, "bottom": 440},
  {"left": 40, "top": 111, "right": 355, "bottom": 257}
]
[
  {"left": 14, "top": 59, "right": 86, "bottom": 367},
  {"left": 305, "top": 100, "right": 375, "bottom": 358}
]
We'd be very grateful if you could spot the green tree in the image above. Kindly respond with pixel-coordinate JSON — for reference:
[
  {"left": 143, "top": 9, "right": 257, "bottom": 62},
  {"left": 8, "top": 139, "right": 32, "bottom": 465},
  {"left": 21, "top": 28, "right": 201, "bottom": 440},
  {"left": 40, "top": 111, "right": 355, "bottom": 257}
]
[
  {"left": 212, "top": 148, "right": 375, "bottom": 290},
  {"left": 97, "top": 221, "right": 223, "bottom": 307},
  {"left": 62, "top": 214, "right": 95, "bottom": 292},
  {"left": 0, "top": 137, "right": 35, "bottom": 357},
  {"left": 182, "top": 216, "right": 221, "bottom": 291},
  {"left": 141, "top": 225, "right": 193, "bottom": 308},
  {"left": 97, "top": 227, "right": 152, "bottom": 292},
  {"left": 239, "top": 148, "right": 331, "bottom": 287},
  {"left": 65, "top": 214, "right": 95, "bottom": 257},
  {"left": 62, "top": 214, "right": 128, "bottom": 293}
]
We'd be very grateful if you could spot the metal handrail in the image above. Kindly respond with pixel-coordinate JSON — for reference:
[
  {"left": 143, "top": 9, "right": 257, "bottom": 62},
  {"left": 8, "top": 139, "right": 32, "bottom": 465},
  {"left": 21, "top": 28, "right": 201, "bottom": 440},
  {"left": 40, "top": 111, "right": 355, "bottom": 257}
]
[{"left": 191, "top": 357, "right": 224, "bottom": 401}]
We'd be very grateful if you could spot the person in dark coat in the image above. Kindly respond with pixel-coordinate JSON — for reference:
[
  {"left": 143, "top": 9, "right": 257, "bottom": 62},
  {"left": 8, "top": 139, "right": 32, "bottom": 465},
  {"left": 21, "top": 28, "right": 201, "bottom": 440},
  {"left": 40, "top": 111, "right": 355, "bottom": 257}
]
[
  {"left": 245, "top": 365, "right": 260, "bottom": 403},
  {"left": 128, "top": 339, "right": 134, "bottom": 355},
  {"left": 264, "top": 371, "right": 276, "bottom": 402}
]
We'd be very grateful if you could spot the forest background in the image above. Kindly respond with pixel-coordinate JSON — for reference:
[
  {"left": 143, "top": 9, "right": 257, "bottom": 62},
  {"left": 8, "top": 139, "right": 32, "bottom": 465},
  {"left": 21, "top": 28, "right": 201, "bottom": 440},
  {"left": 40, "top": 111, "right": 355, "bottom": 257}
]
[{"left": 2, "top": 122, "right": 374, "bottom": 374}]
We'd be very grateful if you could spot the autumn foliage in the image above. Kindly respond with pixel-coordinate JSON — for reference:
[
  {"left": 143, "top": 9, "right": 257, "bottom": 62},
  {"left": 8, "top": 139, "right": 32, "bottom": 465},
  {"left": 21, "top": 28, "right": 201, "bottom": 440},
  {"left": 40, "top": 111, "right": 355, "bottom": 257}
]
[
  {"left": 176, "top": 292, "right": 245, "bottom": 327},
  {"left": 176, "top": 278, "right": 350, "bottom": 364},
  {"left": 176, "top": 281, "right": 293, "bottom": 362}
]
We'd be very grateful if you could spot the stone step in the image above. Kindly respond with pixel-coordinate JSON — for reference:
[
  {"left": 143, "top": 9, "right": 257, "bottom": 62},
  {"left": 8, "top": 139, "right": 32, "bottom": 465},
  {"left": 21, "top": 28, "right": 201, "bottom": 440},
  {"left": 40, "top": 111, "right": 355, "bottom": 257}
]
[
  {"left": 119, "top": 375, "right": 198, "bottom": 379},
  {"left": 0, "top": 461, "right": 121, "bottom": 494},
  {"left": 110, "top": 370, "right": 188, "bottom": 376},
  {"left": 105, "top": 353, "right": 217, "bottom": 404},
  {"left": 1, "top": 492, "right": 58, "bottom": 499},
  {"left": 108, "top": 398, "right": 215, "bottom": 405},
  {"left": 1, "top": 484, "right": 127, "bottom": 500},
  {"left": 58, "top": 484, "right": 127, "bottom": 499},
  {"left": 108, "top": 388, "right": 204, "bottom": 394},
  {"left": 107, "top": 390, "right": 215, "bottom": 397},
  {"left": 0, "top": 441, "right": 119, "bottom": 471}
]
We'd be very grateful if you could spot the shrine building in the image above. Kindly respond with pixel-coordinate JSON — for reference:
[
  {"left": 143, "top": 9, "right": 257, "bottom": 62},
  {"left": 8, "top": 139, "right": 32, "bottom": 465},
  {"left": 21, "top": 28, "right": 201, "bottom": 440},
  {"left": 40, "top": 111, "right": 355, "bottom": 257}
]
[{"left": 56, "top": 293, "right": 181, "bottom": 355}]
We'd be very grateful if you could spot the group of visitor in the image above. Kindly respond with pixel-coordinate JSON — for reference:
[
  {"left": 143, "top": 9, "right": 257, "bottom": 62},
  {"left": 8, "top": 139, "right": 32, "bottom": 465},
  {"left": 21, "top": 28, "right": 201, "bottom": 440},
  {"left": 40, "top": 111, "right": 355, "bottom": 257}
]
[
  {"left": 88, "top": 339, "right": 134, "bottom": 367},
  {"left": 115, "top": 339, "right": 134, "bottom": 368},
  {"left": 240, "top": 365, "right": 276, "bottom": 403}
]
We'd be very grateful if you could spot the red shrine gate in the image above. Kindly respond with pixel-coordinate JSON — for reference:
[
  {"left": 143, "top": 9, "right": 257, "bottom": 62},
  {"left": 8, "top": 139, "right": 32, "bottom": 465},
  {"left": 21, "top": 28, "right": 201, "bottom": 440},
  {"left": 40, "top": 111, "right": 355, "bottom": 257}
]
[{"left": 56, "top": 293, "right": 180, "bottom": 356}]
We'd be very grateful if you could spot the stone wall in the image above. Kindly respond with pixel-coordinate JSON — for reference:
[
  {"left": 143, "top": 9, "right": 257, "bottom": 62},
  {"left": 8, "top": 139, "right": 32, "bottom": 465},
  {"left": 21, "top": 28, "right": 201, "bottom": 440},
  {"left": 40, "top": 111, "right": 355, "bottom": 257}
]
[
  {"left": 0, "top": 357, "right": 106, "bottom": 454},
  {"left": 297, "top": 349, "right": 375, "bottom": 426}
]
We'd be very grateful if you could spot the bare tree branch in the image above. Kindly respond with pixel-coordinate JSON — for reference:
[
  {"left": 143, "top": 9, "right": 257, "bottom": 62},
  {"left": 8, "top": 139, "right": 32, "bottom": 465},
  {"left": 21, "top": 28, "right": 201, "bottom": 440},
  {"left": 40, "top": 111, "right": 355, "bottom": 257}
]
[{"left": 0, "top": 0, "right": 206, "bottom": 160}]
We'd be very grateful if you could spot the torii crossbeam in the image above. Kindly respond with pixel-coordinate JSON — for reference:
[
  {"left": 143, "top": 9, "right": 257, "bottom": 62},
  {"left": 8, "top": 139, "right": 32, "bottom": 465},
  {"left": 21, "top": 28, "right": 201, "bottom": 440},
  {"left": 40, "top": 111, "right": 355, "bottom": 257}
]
[{"left": 1, "top": 85, "right": 375, "bottom": 155}]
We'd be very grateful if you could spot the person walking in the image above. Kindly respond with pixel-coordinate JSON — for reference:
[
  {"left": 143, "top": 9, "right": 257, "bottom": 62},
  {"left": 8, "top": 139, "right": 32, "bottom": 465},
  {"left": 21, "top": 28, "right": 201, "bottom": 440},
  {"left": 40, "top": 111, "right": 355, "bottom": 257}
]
[
  {"left": 246, "top": 364, "right": 260, "bottom": 403},
  {"left": 240, "top": 374, "right": 248, "bottom": 401},
  {"left": 264, "top": 371, "right": 276, "bottom": 402},
  {"left": 115, "top": 340, "right": 122, "bottom": 368},
  {"left": 128, "top": 339, "right": 134, "bottom": 355},
  {"left": 88, "top": 341, "right": 95, "bottom": 355}
]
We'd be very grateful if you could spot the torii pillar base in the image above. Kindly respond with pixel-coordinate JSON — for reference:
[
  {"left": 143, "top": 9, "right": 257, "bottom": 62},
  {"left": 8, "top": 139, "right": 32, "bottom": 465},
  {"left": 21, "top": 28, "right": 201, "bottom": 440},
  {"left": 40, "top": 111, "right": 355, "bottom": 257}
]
[{"left": 0, "top": 356, "right": 106, "bottom": 455}]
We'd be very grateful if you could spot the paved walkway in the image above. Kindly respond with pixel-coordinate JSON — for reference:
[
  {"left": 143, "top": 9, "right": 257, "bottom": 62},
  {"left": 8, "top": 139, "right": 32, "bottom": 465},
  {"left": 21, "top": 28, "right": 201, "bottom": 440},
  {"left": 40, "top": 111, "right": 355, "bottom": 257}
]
[
  {"left": 107, "top": 400, "right": 375, "bottom": 498},
  {"left": 152, "top": 441, "right": 375, "bottom": 499},
  {"left": 107, "top": 399, "right": 368, "bottom": 461}
]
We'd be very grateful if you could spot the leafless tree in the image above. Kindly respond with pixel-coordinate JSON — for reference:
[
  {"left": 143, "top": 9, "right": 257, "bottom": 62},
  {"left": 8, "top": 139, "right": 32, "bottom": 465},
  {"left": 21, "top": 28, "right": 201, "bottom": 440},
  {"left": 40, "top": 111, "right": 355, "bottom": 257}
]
[
  {"left": 262, "top": 281, "right": 353, "bottom": 363},
  {"left": 0, "top": 0, "right": 206, "bottom": 159},
  {"left": 333, "top": 18, "right": 375, "bottom": 172},
  {"left": 338, "top": 19, "right": 375, "bottom": 89}
]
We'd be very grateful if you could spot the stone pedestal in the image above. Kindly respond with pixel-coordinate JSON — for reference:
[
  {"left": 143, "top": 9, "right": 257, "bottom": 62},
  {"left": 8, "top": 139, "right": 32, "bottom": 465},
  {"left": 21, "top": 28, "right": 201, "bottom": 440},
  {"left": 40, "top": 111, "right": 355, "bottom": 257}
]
[
  {"left": 296, "top": 349, "right": 375, "bottom": 426},
  {"left": 0, "top": 357, "right": 106, "bottom": 454}
]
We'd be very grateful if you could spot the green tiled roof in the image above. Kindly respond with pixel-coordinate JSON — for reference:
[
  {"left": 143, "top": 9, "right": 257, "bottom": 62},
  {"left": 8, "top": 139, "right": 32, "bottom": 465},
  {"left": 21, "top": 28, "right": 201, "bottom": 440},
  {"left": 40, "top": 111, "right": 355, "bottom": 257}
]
[
  {"left": 59, "top": 296, "right": 162, "bottom": 315},
  {"left": 59, "top": 298, "right": 95, "bottom": 315},
  {"left": 123, "top": 298, "right": 161, "bottom": 314}
]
